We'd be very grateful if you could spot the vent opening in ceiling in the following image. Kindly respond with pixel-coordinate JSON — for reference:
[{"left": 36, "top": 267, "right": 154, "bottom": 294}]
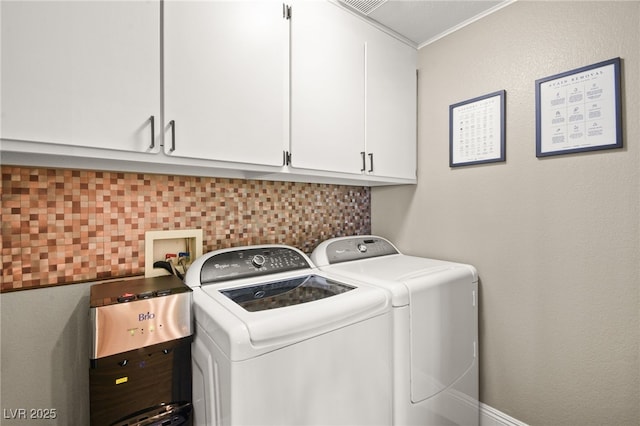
[{"left": 339, "top": 0, "right": 388, "bottom": 16}]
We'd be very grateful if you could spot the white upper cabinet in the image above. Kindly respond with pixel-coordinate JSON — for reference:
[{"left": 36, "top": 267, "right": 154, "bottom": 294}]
[
  {"left": 1, "top": 0, "right": 416, "bottom": 186},
  {"left": 1, "top": 0, "right": 161, "bottom": 153},
  {"left": 163, "top": 1, "right": 288, "bottom": 167},
  {"left": 289, "top": 1, "right": 369, "bottom": 175},
  {"left": 365, "top": 28, "right": 417, "bottom": 180},
  {"left": 289, "top": 1, "right": 417, "bottom": 181}
]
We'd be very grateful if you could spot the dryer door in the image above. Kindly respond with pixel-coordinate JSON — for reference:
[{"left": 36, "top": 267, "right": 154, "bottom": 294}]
[{"left": 407, "top": 267, "right": 477, "bottom": 402}]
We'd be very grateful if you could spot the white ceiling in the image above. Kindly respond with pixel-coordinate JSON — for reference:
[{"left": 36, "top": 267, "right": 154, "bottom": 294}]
[{"left": 339, "top": 0, "right": 514, "bottom": 47}]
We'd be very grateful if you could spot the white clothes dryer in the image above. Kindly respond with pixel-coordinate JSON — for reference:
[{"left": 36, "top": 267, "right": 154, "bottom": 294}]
[
  {"left": 184, "top": 244, "right": 393, "bottom": 426},
  {"left": 311, "top": 236, "right": 479, "bottom": 426}
]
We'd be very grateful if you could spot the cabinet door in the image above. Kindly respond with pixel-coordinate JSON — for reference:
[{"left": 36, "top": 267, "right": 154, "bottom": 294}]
[
  {"left": 164, "top": 1, "right": 288, "bottom": 167},
  {"left": 365, "top": 30, "right": 417, "bottom": 180},
  {"left": 289, "top": 1, "right": 368, "bottom": 174},
  {"left": 1, "top": 0, "right": 160, "bottom": 152}
]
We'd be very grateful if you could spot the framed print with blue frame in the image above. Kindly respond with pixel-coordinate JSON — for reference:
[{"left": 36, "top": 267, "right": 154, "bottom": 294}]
[
  {"left": 449, "top": 90, "right": 506, "bottom": 167},
  {"left": 535, "top": 57, "right": 622, "bottom": 157}
]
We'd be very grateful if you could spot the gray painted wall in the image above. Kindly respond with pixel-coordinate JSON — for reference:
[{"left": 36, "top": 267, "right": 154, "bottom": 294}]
[
  {"left": 372, "top": 1, "right": 640, "bottom": 425},
  {"left": 1, "top": 282, "right": 92, "bottom": 425}
]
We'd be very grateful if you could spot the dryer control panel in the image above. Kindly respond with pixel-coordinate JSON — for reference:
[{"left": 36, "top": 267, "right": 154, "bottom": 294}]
[
  {"left": 324, "top": 237, "right": 398, "bottom": 264},
  {"left": 200, "top": 246, "right": 311, "bottom": 285}
]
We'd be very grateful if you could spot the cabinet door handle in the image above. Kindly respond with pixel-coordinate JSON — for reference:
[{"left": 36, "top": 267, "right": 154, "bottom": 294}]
[
  {"left": 149, "top": 115, "right": 155, "bottom": 149},
  {"left": 283, "top": 3, "right": 291, "bottom": 19},
  {"left": 368, "top": 153, "right": 374, "bottom": 173},
  {"left": 169, "top": 120, "right": 176, "bottom": 152},
  {"left": 360, "top": 151, "right": 366, "bottom": 172}
]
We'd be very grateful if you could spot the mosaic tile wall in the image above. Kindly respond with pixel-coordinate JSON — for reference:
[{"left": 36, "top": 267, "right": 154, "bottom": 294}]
[{"left": 1, "top": 166, "right": 371, "bottom": 292}]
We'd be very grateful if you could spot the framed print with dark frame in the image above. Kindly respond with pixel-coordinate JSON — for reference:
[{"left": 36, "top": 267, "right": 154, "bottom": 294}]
[
  {"left": 449, "top": 90, "right": 506, "bottom": 167},
  {"left": 535, "top": 57, "right": 622, "bottom": 157}
]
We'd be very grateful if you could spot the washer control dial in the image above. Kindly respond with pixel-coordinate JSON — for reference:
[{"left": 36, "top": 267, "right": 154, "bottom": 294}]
[
  {"left": 251, "top": 255, "right": 266, "bottom": 268},
  {"left": 357, "top": 243, "right": 368, "bottom": 253}
]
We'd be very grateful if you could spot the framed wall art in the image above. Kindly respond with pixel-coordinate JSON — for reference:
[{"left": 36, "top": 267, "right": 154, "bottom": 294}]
[
  {"left": 449, "top": 90, "right": 506, "bottom": 167},
  {"left": 535, "top": 57, "right": 622, "bottom": 157}
]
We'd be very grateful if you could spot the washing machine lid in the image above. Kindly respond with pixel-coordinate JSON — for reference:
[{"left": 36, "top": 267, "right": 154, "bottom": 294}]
[
  {"left": 199, "top": 273, "right": 389, "bottom": 351},
  {"left": 219, "top": 274, "right": 355, "bottom": 312}
]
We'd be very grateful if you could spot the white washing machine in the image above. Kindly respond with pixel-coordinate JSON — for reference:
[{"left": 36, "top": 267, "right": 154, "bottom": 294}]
[
  {"left": 311, "top": 236, "right": 479, "bottom": 426},
  {"left": 184, "top": 244, "right": 393, "bottom": 426}
]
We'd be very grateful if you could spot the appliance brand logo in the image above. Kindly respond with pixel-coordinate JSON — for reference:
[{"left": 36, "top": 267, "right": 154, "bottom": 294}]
[{"left": 138, "top": 312, "right": 155, "bottom": 321}]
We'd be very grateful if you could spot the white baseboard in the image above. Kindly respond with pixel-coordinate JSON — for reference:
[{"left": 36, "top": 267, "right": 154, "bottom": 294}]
[{"left": 480, "top": 403, "right": 529, "bottom": 426}]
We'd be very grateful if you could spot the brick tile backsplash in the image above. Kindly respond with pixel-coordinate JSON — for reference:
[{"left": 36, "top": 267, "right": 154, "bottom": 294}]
[{"left": 1, "top": 166, "right": 371, "bottom": 292}]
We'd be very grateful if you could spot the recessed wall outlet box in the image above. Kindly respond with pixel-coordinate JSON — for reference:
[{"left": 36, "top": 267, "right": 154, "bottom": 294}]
[{"left": 145, "top": 229, "right": 204, "bottom": 278}]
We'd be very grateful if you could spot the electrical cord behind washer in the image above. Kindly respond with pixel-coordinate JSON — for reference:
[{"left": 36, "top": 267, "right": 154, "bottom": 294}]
[{"left": 153, "top": 260, "right": 184, "bottom": 280}]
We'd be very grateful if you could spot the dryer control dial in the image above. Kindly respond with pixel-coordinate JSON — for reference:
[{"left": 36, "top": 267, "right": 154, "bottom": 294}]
[{"left": 321, "top": 237, "right": 399, "bottom": 264}]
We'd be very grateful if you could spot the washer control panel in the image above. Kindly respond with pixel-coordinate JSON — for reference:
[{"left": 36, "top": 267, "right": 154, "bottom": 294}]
[
  {"left": 200, "top": 246, "right": 311, "bottom": 285},
  {"left": 325, "top": 237, "right": 398, "bottom": 264}
]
